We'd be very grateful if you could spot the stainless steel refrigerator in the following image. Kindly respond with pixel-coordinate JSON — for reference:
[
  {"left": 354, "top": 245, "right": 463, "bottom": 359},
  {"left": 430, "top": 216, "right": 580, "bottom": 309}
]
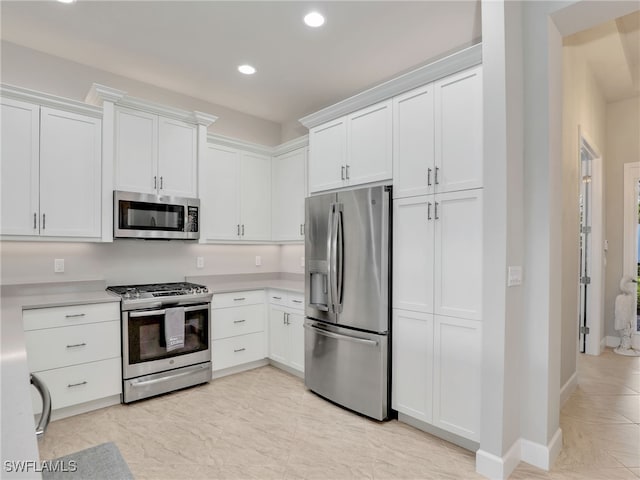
[{"left": 304, "top": 185, "right": 391, "bottom": 421}]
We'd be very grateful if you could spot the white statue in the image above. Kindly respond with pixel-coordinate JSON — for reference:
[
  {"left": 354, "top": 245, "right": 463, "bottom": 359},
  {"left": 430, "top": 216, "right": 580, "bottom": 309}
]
[{"left": 614, "top": 275, "right": 640, "bottom": 356}]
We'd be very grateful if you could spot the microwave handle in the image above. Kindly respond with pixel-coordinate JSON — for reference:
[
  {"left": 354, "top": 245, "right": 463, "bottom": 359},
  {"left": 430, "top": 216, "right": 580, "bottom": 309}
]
[{"left": 129, "top": 304, "right": 209, "bottom": 318}]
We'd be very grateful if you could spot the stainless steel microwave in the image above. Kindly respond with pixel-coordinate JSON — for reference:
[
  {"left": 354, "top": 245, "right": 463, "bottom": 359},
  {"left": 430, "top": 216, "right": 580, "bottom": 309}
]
[{"left": 114, "top": 190, "right": 200, "bottom": 240}]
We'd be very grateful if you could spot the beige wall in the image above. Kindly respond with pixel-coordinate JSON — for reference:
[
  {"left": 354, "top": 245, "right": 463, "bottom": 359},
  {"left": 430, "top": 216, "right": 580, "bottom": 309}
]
[
  {"left": 0, "top": 41, "right": 282, "bottom": 146},
  {"left": 279, "top": 244, "right": 305, "bottom": 274},
  {"left": 604, "top": 97, "right": 640, "bottom": 337},
  {"left": 561, "top": 38, "right": 607, "bottom": 385}
]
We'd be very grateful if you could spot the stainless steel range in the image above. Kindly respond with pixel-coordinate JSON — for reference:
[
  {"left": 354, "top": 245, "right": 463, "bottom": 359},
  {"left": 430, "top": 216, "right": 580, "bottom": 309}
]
[{"left": 106, "top": 282, "right": 212, "bottom": 403}]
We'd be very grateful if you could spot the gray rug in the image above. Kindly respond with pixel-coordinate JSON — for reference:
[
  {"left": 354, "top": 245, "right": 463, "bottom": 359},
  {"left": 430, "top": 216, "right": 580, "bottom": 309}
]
[{"left": 42, "top": 442, "right": 134, "bottom": 480}]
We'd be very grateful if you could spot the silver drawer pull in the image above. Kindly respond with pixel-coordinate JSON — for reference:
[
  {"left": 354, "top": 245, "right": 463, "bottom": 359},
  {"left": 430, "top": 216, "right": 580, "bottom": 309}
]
[
  {"left": 272, "top": 296, "right": 282, "bottom": 300},
  {"left": 67, "top": 381, "right": 87, "bottom": 388},
  {"left": 234, "top": 348, "right": 246, "bottom": 353},
  {"left": 233, "top": 297, "right": 246, "bottom": 301},
  {"left": 66, "top": 343, "right": 87, "bottom": 348},
  {"left": 65, "top": 313, "right": 86, "bottom": 318},
  {"left": 233, "top": 319, "right": 246, "bottom": 324},
  {"left": 291, "top": 300, "right": 302, "bottom": 304}
]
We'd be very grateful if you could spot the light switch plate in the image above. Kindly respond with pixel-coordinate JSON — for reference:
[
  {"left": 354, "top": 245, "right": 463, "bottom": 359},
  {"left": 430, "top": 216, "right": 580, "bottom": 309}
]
[
  {"left": 54, "top": 258, "right": 65, "bottom": 273},
  {"left": 196, "top": 257, "right": 204, "bottom": 269},
  {"left": 507, "top": 266, "right": 522, "bottom": 287},
  {"left": 300, "top": 256, "right": 305, "bottom": 268},
  {"left": 255, "top": 255, "right": 262, "bottom": 267}
]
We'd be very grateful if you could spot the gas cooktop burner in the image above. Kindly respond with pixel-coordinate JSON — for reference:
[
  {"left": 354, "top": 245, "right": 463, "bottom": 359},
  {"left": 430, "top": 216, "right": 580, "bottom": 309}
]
[{"left": 107, "top": 282, "right": 210, "bottom": 300}]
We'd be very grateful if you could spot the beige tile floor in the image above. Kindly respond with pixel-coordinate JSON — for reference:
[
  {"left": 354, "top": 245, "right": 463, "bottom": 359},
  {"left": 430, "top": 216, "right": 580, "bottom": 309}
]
[{"left": 39, "top": 349, "right": 639, "bottom": 479}]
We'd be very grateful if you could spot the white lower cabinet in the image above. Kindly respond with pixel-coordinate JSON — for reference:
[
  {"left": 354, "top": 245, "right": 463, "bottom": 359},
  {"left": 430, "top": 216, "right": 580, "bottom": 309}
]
[
  {"left": 211, "top": 292, "right": 266, "bottom": 372},
  {"left": 24, "top": 302, "right": 122, "bottom": 414},
  {"left": 392, "top": 310, "right": 481, "bottom": 442},
  {"left": 268, "top": 291, "right": 304, "bottom": 373}
]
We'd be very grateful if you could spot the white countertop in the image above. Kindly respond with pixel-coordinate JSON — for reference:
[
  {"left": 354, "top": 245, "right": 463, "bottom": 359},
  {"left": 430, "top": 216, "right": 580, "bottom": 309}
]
[{"left": 204, "top": 279, "right": 304, "bottom": 295}]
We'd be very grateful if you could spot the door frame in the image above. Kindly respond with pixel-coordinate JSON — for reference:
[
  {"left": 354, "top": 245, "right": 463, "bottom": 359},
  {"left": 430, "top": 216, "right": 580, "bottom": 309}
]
[{"left": 623, "top": 163, "right": 640, "bottom": 339}]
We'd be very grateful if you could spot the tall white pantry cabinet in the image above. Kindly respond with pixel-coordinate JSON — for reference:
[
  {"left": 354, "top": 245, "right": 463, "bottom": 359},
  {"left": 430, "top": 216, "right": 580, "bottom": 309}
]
[{"left": 392, "top": 65, "right": 483, "bottom": 442}]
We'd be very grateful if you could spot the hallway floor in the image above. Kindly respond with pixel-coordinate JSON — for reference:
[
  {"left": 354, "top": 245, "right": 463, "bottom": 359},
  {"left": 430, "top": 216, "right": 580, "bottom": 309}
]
[{"left": 37, "top": 349, "right": 639, "bottom": 479}]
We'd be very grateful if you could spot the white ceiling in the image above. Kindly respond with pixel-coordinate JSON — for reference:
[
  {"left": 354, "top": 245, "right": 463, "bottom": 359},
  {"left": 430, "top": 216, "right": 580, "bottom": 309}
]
[
  {"left": 565, "top": 10, "right": 640, "bottom": 103},
  {"left": 0, "top": 1, "right": 481, "bottom": 125}
]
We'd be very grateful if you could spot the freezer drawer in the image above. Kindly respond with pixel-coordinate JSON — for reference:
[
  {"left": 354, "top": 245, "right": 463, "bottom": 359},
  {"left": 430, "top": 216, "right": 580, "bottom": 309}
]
[{"left": 304, "top": 319, "right": 388, "bottom": 420}]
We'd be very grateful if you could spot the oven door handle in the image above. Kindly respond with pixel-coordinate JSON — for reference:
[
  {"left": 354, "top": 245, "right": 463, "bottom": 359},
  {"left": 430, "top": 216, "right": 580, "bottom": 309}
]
[{"left": 128, "top": 305, "right": 209, "bottom": 318}]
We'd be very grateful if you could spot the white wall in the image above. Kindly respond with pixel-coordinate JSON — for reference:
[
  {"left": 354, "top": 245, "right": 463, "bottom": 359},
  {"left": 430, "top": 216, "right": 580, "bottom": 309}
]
[
  {"left": 561, "top": 36, "right": 607, "bottom": 377},
  {"left": 0, "top": 41, "right": 282, "bottom": 147},
  {"left": 0, "top": 241, "right": 281, "bottom": 286},
  {"left": 605, "top": 97, "right": 640, "bottom": 337},
  {"left": 279, "top": 244, "right": 305, "bottom": 274}
]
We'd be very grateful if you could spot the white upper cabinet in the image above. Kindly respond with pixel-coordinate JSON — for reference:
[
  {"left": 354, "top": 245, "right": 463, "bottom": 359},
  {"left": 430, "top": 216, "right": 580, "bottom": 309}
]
[
  {"left": 114, "top": 107, "right": 158, "bottom": 195},
  {"left": 1, "top": 98, "right": 102, "bottom": 239},
  {"left": 158, "top": 117, "right": 197, "bottom": 197},
  {"left": 434, "top": 65, "right": 483, "bottom": 193},
  {"left": 393, "top": 84, "right": 435, "bottom": 199},
  {"left": 308, "top": 118, "right": 346, "bottom": 193},
  {"left": 272, "top": 148, "right": 307, "bottom": 242},
  {"left": 39, "top": 108, "right": 102, "bottom": 238},
  {"left": 114, "top": 106, "right": 197, "bottom": 198},
  {"left": 308, "top": 100, "right": 392, "bottom": 193},
  {"left": 347, "top": 100, "right": 393, "bottom": 186},
  {"left": 200, "top": 142, "right": 271, "bottom": 242},
  {"left": 1, "top": 98, "right": 40, "bottom": 236},
  {"left": 393, "top": 65, "right": 483, "bottom": 199}
]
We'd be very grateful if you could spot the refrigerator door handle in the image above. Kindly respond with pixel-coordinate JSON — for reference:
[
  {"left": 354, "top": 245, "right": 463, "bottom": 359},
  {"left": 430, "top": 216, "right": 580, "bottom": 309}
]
[
  {"left": 326, "top": 204, "right": 335, "bottom": 312},
  {"left": 330, "top": 203, "right": 340, "bottom": 314},
  {"left": 335, "top": 206, "right": 344, "bottom": 312}
]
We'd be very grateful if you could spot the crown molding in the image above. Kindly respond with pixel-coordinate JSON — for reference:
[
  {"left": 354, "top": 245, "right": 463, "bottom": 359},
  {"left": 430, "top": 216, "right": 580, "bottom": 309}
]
[
  {"left": 193, "top": 111, "right": 218, "bottom": 127},
  {"left": 299, "top": 42, "right": 482, "bottom": 129},
  {"left": 1, "top": 83, "right": 103, "bottom": 118},
  {"left": 207, "top": 133, "right": 274, "bottom": 156},
  {"left": 273, "top": 135, "right": 308, "bottom": 156},
  {"left": 85, "top": 83, "right": 127, "bottom": 106}
]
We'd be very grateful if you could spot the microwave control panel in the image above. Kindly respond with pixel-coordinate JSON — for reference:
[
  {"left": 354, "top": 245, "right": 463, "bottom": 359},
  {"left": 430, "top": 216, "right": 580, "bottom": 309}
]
[{"left": 187, "top": 206, "right": 199, "bottom": 232}]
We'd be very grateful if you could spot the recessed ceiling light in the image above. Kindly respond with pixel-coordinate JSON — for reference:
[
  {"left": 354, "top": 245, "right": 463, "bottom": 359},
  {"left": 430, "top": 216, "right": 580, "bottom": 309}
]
[
  {"left": 57, "top": 0, "right": 76, "bottom": 3},
  {"left": 238, "top": 64, "right": 256, "bottom": 75},
  {"left": 304, "top": 11, "right": 325, "bottom": 28}
]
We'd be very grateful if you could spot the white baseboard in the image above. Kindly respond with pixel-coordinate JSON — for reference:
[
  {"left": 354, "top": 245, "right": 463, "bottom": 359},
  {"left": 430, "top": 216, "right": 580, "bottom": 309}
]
[
  {"left": 560, "top": 372, "right": 578, "bottom": 407},
  {"left": 41, "top": 394, "right": 121, "bottom": 422},
  {"left": 476, "top": 440, "right": 521, "bottom": 480},
  {"left": 600, "top": 336, "right": 607, "bottom": 353},
  {"left": 212, "top": 359, "right": 268, "bottom": 379},
  {"left": 520, "top": 428, "right": 563, "bottom": 470},
  {"left": 606, "top": 336, "right": 621, "bottom": 348}
]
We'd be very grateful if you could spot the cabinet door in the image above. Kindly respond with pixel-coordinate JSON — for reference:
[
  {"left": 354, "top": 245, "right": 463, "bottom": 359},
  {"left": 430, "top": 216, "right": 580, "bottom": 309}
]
[
  {"left": 434, "top": 189, "right": 482, "bottom": 320},
  {"left": 308, "top": 118, "right": 346, "bottom": 193},
  {"left": 201, "top": 144, "right": 240, "bottom": 241},
  {"left": 272, "top": 148, "right": 306, "bottom": 241},
  {"left": 114, "top": 107, "right": 158, "bottom": 194},
  {"left": 39, "top": 107, "right": 102, "bottom": 238},
  {"left": 392, "top": 309, "right": 433, "bottom": 423},
  {"left": 288, "top": 311, "right": 305, "bottom": 372},
  {"left": 268, "top": 306, "right": 288, "bottom": 364},
  {"left": 393, "top": 85, "right": 435, "bottom": 199},
  {"left": 158, "top": 117, "right": 197, "bottom": 197},
  {"left": 393, "top": 196, "right": 434, "bottom": 313},
  {"left": 433, "top": 315, "right": 481, "bottom": 441},
  {"left": 1, "top": 98, "right": 40, "bottom": 236},
  {"left": 347, "top": 100, "right": 392, "bottom": 186},
  {"left": 240, "top": 152, "right": 271, "bottom": 241},
  {"left": 434, "top": 66, "right": 483, "bottom": 193}
]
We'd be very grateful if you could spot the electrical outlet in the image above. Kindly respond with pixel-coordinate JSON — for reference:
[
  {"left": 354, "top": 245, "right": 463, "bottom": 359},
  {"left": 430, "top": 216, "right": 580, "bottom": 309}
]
[
  {"left": 300, "top": 256, "right": 305, "bottom": 268},
  {"left": 54, "top": 258, "right": 65, "bottom": 273},
  {"left": 507, "top": 266, "right": 522, "bottom": 287},
  {"left": 196, "top": 257, "right": 205, "bottom": 269},
  {"left": 255, "top": 255, "right": 262, "bottom": 267}
]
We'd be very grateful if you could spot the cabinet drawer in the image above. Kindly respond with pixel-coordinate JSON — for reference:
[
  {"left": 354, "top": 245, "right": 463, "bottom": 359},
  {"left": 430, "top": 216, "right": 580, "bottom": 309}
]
[
  {"left": 268, "top": 291, "right": 287, "bottom": 306},
  {"left": 287, "top": 293, "right": 304, "bottom": 310},
  {"left": 23, "top": 303, "right": 120, "bottom": 331},
  {"left": 212, "top": 304, "right": 264, "bottom": 340},
  {"left": 31, "top": 357, "right": 122, "bottom": 414},
  {"left": 212, "top": 332, "right": 265, "bottom": 371},
  {"left": 25, "top": 321, "right": 120, "bottom": 372},
  {"left": 212, "top": 290, "right": 264, "bottom": 309}
]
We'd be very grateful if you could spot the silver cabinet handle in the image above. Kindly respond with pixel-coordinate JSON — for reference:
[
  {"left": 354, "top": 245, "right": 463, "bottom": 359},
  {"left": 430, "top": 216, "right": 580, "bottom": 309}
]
[
  {"left": 435, "top": 201, "right": 440, "bottom": 220},
  {"left": 154, "top": 176, "right": 157, "bottom": 189},
  {"left": 237, "top": 224, "right": 240, "bottom": 236},
  {"left": 291, "top": 299, "right": 302, "bottom": 304},
  {"left": 66, "top": 343, "right": 87, "bottom": 348},
  {"left": 65, "top": 313, "right": 85, "bottom": 318},
  {"left": 160, "top": 176, "right": 164, "bottom": 189},
  {"left": 42, "top": 213, "right": 45, "bottom": 230},
  {"left": 241, "top": 224, "right": 245, "bottom": 236},
  {"left": 272, "top": 296, "right": 282, "bottom": 300},
  {"left": 233, "top": 319, "right": 246, "bottom": 324},
  {"left": 427, "top": 168, "right": 432, "bottom": 186},
  {"left": 234, "top": 348, "right": 246, "bottom": 353},
  {"left": 286, "top": 313, "right": 290, "bottom": 325},
  {"left": 435, "top": 167, "right": 440, "bottom": 185},
  {"left": 427, "top": 202, "right": 432, "bottom": 221},
  {"left": 67, "top": 381, "right": 87, "bottom": 388},
  {"left": 346, "top": 165, "right": 350, "bottom": 180},
  {"left": 33, "top": 213, "right": 37, "bottom": 229},
  {"left": 304, "top": 324, "right": 378, "bottom": 346},
  {"left": 233, "top": 297, "right": 246, "bottom": 301},
  {"left": 341, "top": 166, "right": 345, "bottom": 180},
  {"left": 30, "top": 373, "right": 51, "bottom": 438}
]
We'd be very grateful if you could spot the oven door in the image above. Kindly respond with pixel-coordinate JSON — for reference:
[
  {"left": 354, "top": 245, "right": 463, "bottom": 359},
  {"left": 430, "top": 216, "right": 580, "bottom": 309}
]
[{"left": 123, "top": 303, "right": 211, "bottom": 379}]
